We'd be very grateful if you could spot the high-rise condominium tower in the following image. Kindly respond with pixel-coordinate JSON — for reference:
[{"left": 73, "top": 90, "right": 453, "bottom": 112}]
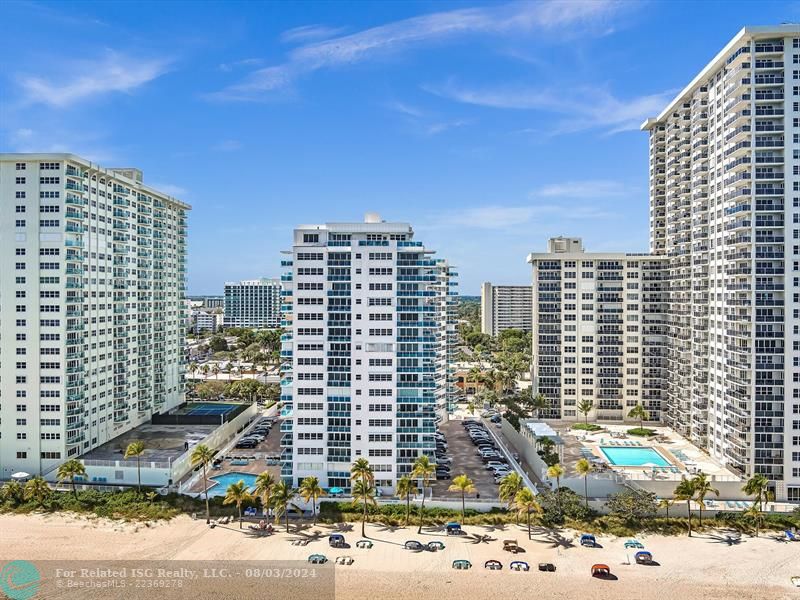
[
  {"left": 223, "top": 278, "right": 281, "bottom": 329},
  {"left": 528, "top": 238, "right": 666, "bottom": 423},
  {"left": 280, "top": 214, "right": 457, "bottom": 492},
  {"left": 0, "top": 154, "right": 189, "bottom": 479},
  {"left": 642, "top": 25, "right": 800, "bottom": 501},
  {"left": 480, "top": 282, "right": 533, "bottom": 336}
]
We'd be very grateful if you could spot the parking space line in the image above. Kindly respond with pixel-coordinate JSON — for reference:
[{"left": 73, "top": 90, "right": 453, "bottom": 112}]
[{"left": 483, "top": 420, "right": 539, "bottom": 494}]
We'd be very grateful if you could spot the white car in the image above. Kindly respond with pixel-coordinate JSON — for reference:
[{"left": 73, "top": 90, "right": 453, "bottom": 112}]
[{"left": 486, "top": 461, "right": 508, "bottom": 470}]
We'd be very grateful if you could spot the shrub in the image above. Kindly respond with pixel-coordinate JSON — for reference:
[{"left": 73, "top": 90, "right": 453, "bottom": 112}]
[
  {"left": 572, "top": 423, "right": 602, "bottom": 432},
  {"left": 537, "top": 488, "right": 593, "bottom": 526},
  {"left": 606, "top": 489, "right": 657, "bottom": 522},
  {"left": 627, "top": 427, "right": 656, "bottom": 437}
]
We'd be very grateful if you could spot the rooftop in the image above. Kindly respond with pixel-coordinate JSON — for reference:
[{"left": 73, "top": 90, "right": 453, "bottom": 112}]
[{"left": 81, "top": 422, "right": 217, "bottom": 464}]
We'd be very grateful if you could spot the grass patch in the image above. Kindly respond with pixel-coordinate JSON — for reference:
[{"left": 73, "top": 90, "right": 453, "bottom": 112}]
[
  {"left": 627, "top": 427, "right": 656, "bottom": 437},
  {"left": 572, "top": 423, "right": 603, "bottom": 432}
]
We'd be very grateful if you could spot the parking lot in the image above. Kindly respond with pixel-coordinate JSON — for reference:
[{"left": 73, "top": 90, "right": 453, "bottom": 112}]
[{"left": 430, "top": 419, "right": 501, "bottom": 500}]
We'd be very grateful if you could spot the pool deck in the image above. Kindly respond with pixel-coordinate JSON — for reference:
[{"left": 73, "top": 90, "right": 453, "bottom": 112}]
[{"left": 546, "top": 421, "right": 740, "bottom": 482}]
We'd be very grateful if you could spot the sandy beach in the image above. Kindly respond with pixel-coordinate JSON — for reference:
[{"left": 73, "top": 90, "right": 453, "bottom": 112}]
[{"left": 1, "top": 513, "right": 797, "bottom": 599}]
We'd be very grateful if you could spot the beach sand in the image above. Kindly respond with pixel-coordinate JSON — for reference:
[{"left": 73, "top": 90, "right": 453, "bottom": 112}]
[{"left": 1, "top": 513, "right": 797, "bottom": 599}]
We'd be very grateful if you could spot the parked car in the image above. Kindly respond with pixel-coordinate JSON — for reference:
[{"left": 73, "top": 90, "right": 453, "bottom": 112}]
[
  {"left": 435, "top": 471, "right": 451, "bottom": 480},
  {"left": 485, "top": 461, "right": 508, "bottom": 470}
]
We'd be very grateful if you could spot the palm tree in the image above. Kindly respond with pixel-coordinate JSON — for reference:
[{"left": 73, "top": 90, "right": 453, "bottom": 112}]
[
  {"left": 298, "top": 476, "right": 326, "bottom": 524},
  {"left": 531, "top": 393, "right": 547, "bottom": 419},
  {"left": 575, "top": 458, "right": 592, "bottom": 508},
  {"left": 191, "top": 444, "right": 215, "bottom": 523},
  {"left": 514, "top": 487, "right": 541, "bottom": 540},
  {"left": 674, "top": 477, "right": 696, "bottom": 537},
  {"left": 658, "top": 497, "right": 673, "bottom": 518},
  {"left": 188, "top": 362, "right": 198, "bottom": 380},
  {"left": 691, "top": 472, "right": 719, "bottom": 526},
  {"left": 57, "top": 459, "right": 87, "bottom": 497},
  {"left": 254, "top": 471, "right": 276, "bottom": 520},
  {"left": 24, "top": 477, "right": 51, "bottom": 507},
  {"left": 411, "top": 455, "right": 436, "bottom": 534},
  {"left": 498, "top": 472, "right": 524, "bottom": 523},
  {"left": 0, "top": 481, "right": 24, "bottom": 504},
  {"left": 742, "top": 473, "right": 773, "bottom": 511},
  {"left": 395, "top": 476, "right": 417, "bottom": 527},
  {"left": 577, "top": 399, "right": 594, "bottom": 425},
  {"left": 124, "top": 441, "right": 146, "bottom": 492},
  {"left": 448, "top": 474, "right": 476, "bottom": 523},
  {"left": 200, "top": 364, "right": 210, "bottom": 379},
  {"left": 270, "top": 481, "right": 295, "bottom": 533},
  {"left": 546, "top": 464, "right": 565, "bottom": 512},
  {"left": 211, "top": 364, "right": 220, "bottom": 380},
  {"left": 628, "top": 403, "right": 648, "bottom": 430},
  {"left": 744, "top": 502, "right": 764, "bottom": 537},
  {"left": 466, "top": 401, "right": 475, "bottom": 415},
  {"left": 352, "top": 479, "right": 377, "bottom": 537},
  {"left": 223, "top": 480, "right": 253, "bottom": 529},
  {"left": 350, "top": 458, "right": 374, "bottom": 486}
]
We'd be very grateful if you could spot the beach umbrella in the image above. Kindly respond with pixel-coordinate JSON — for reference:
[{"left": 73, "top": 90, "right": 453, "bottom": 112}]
[
  {"left": 329, "top": 487, "right": 343, "bottom": 495},
  {"left": 11, "top": 472, "right": 31, "bottom": 480}
]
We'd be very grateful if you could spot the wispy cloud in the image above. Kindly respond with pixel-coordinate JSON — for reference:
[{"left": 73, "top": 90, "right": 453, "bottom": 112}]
[
  {"left": 3, "top": 127, "right": 117, "bottom": 163},
  {"left": 535, "top": 179, "right": 631, "bottom": 198},
  {"left": 434, "top": 201, "right": 617, "bottom": 231},
  {"left": 426, "top": 80, "right": 675, "bottom": 134},
  {"left": 209, "top": 1, "right": 623, "bottom": 101},
  {"left": 149, "top": 182, "right": 188, "bottom": 197},
  {"left": 280, "top": 24, "right": 346, "bottom": 44},
  {"left": 17, "top": 51, "right": 170, "bottom": 107},
  {"left": 218, "top": 58, "right": 265, "bottom": 72},
  {"left": 385, "top": 100, "right": 470, "bottom": 136},
  {"left": 212, "top": 139, "right": 242, "bottom": 152}
]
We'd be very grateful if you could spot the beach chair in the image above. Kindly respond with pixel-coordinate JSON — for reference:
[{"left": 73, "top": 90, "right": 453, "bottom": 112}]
[{"left": 785, "top": 530, "right": 798, "bottom": 542}]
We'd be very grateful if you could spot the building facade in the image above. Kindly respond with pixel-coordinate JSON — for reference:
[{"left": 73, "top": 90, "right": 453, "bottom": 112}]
[
  {"left": 528, "top": 238, "right": 666, "bottom": 424},
  {"left": 0, "top": 154, "right": 189, "bottom": 479},
  {"left": 223, "top": 278, "right": 281, "bottom": 329},
  {"left": 191, "top": 310, "right": 222, "bottom": 333},
  {"left": 480, "top": 282, "right": 532, "bottom": 336},
  {"left": 279, "top": 214, "right": 457, "bottom": 493},
  {"left": 642, "top": 25, "right": 800, "bottom": 501}
]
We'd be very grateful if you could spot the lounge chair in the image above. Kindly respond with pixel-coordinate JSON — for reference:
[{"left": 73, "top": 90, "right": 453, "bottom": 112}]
[
  {"left": 785, "top": 530, "right": 798, "bottom": 542},
  {"left": 307, "top": 554, "right": 327, "bottom": 564},
  {"left": 452, "top": 560, "right": 472, "bottom": 570},
  {"left": 335, "top": 556, "right": 354, "bottom": 565},
  {"left": 355, "top": 540, "right": 373, "bottom": 549},
  {"left": 510, "top": 561, "right": 529, "bottom": 571},
  {"left": 484, "top": 560, "right": 503, "bottom": 570},
  {"left": 726, "top": 501, "right": 736, "bottom": 510}
]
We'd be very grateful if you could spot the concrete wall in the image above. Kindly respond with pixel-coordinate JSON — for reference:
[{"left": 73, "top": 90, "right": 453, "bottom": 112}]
[{"left": 79, "top": 403, "right": 259, "bottom": 488}]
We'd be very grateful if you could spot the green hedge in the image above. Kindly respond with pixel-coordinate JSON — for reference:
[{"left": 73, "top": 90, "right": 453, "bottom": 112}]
[{"left": 572, "top": 423, "right": 603, "bottom": 432}]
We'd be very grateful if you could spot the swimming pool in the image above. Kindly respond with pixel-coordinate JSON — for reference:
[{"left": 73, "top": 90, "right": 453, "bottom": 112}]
[
  {"left": 208, "top": 472, "right": 258, "bottom": 497},
  {"left": 599, "top": 446, "right": 670, "bottom": 467}
]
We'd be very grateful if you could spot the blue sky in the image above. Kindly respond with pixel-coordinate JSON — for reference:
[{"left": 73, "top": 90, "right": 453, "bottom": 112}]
[{"left": 1, "top": 1, "right": 795, "bottom": 295}]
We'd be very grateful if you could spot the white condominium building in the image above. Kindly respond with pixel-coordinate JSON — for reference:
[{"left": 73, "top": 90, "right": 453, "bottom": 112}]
[
  {"left": 642, "top": 25, "right": 800, "bottom": 501},
  {"left": 279, "top": 213, "right": 457, "bottom": 493},
  {"left": 223, "top": 278, "right": 281, "bottom": 329},
  {"left": 480, "top": 282, "right": 532, "bottom": 336},
  {"left": 0, "top": 154, "right": 189, "bottom": 479},
  {"left": 528, "top": 238, "right": 666, "bottom": 424}
]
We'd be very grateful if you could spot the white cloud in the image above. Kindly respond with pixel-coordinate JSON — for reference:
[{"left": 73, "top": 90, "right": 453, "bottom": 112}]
[
  {"left": 426, "top": 81, "right": 676, "bottom": 134},
  {"left": 17, "top": 51, "right": 169, "bottom": 107},
  {"left": 280, "top": 24, "right": 346, "bottom": 44},
  {"left": 209, "top": 1, "right": 622, "bottom": 101},
  {"left": 385, "top": 100, "right": 428, "bottom": 118},
  {"left": 218, "top": 58, "right": 265, "bottom": 72},
  {"left": 149, "top": 182, "right": 187, "bottom": 197}
]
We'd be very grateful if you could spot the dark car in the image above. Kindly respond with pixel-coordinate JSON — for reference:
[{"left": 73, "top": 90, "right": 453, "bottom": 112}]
[{"left": 435, "top": 471, "right": 451, "bottom": 480}]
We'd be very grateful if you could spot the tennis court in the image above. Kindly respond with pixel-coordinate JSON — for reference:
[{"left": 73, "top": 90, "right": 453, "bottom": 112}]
[{"left": 181, "top": 402, "right": 240, "bottom": 416}]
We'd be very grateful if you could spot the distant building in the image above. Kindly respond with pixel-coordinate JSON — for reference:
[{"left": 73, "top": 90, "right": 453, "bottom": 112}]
[
  {"left": 480, "top": 282, "right": 532, "bottom": 336},
  {"left": 223, "top": 278, "right": 281, "bottom": 329},
  {"left": 528, "top": 237, "right": 666, "bottom": 424},
  {"left": 192, "top": 310, "right": 222, "bottom": 333},
  {"left": 204, "top": 297, "right": 224, "bottom": 309}
]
